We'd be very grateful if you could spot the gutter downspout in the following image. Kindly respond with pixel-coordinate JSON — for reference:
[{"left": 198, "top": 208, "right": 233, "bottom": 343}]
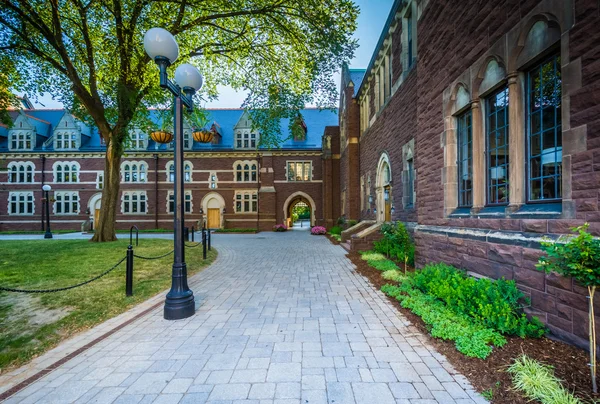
[
  {"left": 154, "top": 153, "right": 159, "bottom": 229},
  {"left": 257, "top": 153, "right": 261, "bottom": 232},
  {"left": 40, "top": 154, "right": 46, "bottom": 231}
]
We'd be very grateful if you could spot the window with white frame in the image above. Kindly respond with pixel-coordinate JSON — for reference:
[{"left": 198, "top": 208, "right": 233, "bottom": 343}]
[
  {"left": 8, "top": 192, "right": 34, "bottom": 215},
  {"left": 235, "top": 161, "right": 258, "bottom": 182},
  {"left": 8, "top": 162, "right": 35, "bottom": 183},
  {"left": 168, "top": 191, "right": 192, "bottom": 213},
  {"left": 122, "top": 191, "right": 147, "bottom": 214},
  {"left": 55, "top": 132, "right": 78, "bottom": 149},
  {"left": 129, "top": 130, "right": 147, "bottom": 150},
  {"left": 54, "top": 192, "right": 79, "bottom": 215},
  {"left": 54, "top": 162, "right": 80, "bottom": 183},
  {"left": 121, "top": 161, "right": 147, "bottom": 183},
  {"left": 183, "top": 130, "right": 192, "bottom": 149},
  {"left": 209, "top": 172, "right": 218, "bottom": 189},
  {"left": 287, "top": 161, "right": 312, "bottom": 182},
  {"left": 96, "top": 172, "right": 104, "bottom": 189},
  {"left": 235, "top": 191, "right": 258, "bottom": 213},
  {"left": 166, "top": 161, "right": 193, "bottom": 182},
  {"left": 235, "top": 131, "right": 258, "bottom": 149},
  {"left": 10, "top": 131, "right": 33, "bottom": 150}
]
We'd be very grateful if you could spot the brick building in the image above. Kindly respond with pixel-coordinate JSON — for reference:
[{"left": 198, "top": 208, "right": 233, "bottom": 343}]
[
  {"left": 335, "top": 0, "right": 600, "bottom": 349},
  {"left": 0, "top": 108, "right": 337, "bottom": 232}
]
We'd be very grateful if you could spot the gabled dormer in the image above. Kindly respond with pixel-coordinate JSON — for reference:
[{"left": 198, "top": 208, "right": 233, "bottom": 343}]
[
  {"left": 233, "top": 111, "right": 258, "bottom": 149},
  {"left": 53, "top": 112, "right": 82, "bottom": 150},
  {"left": 9, "top": 112, "right": 36, "bottom": 151},
  {"left": 128, "top": 128, "right": 148, "bottom": 151}
]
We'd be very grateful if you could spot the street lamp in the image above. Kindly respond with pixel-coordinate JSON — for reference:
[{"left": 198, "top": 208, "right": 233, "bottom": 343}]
[
  {"left": 144, "top": 27, "right": 203, "bottom": 320},
  {"left": 42, "top": 184, "right": 52, "bottom": 239}
]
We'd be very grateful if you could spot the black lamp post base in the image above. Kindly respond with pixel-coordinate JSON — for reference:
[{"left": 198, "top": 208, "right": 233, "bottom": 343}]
[
  {"left": 44, "top": 232, "right": 53, "bottom": 239},
  {"left": 164, "top": 292, "right": 195, "bottom": 320}
]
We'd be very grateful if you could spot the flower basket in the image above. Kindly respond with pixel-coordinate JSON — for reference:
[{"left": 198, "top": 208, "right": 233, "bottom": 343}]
[
  {"left": 193, "top": 130, "right": 214, "bottom": 143},
  {"left": 311, "top": 226, "right": 326, "bottom": 235},
  {"left": 150, "top": 130, "right": 173, "bottom": 144},
  {"left": 273, "top": 224, "right": 288, "bottom": 232}
]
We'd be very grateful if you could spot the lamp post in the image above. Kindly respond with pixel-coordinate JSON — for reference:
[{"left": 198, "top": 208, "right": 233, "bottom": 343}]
[
  {"left": 42, "top": 184, "right": 52, "bottom": 239},
  {"left": 144, "top": 28, "right": 204, "bottom": 320}
]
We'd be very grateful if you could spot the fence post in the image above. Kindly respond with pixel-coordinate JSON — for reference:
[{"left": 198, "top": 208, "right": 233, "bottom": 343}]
[
  {"left": 126, "top": 245, "right": 134, "bottom": 296},
  {"left": 191, "top": 226, "right": 195, "bottom": 242},
  {"left": 208, "top": 228, "right": 211, "bottom": 251},
  {"left": 202, "top": 227, "right": 207, "bottom": 260}
]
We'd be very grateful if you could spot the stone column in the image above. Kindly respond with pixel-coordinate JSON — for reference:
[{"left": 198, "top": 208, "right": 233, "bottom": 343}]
[
  {"left": 471, "top": 101, "right": 485, "bottom": 211},
  {"left": 507, "top": 72, "right": 525, "bottom": 211}
]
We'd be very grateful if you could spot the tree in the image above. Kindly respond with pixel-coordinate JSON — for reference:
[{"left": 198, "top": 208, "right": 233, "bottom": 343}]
[
  {"left": 0, "top": 0, "right": 358, "bottom": 241},
  {"left": 537, "top": 224, "right": 600, "bottom": 393}
]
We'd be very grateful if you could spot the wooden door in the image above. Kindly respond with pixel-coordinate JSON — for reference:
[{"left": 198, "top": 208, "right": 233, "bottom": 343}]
[
  {"left": 384, "top": 186, "right": 391, "bottom": 222},
  {"left": 94, "top": 209, "right": 101, "bottom": 230},
  {"left": 207, "top": 208, "right": 220, "bottom": 229}
]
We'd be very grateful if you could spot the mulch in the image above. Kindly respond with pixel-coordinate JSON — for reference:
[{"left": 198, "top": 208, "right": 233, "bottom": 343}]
[{"left": 344, "top": 248, "right": 598, "bottom": 403}]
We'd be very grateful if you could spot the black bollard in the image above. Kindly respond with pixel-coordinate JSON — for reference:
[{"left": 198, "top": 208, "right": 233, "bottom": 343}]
[
  {"left": 208, "top": 228, "right": 211, "bottom": 251},
  {"left": 202, "top": 227, "right": 207, "bottom": 260},
  {"left": 191, "top": 226, "right": 195, "bottom": 242},
  {"left": 126, "top": 245, "right": 134, "bottom": 296}
]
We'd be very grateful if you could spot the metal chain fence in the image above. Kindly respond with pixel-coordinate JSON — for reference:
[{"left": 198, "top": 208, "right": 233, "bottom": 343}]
[
  {"left": 133, "top": 250, "right": 174, "bottom": 260},
  {"left": 0, "top": 256, "right": 127, "bottom": 294}
]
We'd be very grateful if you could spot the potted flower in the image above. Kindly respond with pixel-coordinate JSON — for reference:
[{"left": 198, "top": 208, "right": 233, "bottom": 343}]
[
  {"left": 150, "top": 109, "right": 174, "bottom": 144},
  {"left": 311, "top": 226, "right": 326, "bottom": 235},
  {"left": 186, "top": 109, "right": 213, "bottom": 143},
  {"left": 273, "top": 224, "right": 288, "bottom": 232}
]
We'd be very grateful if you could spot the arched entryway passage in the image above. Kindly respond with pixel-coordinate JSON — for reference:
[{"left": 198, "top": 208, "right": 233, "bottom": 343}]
[
  {"left": 283, "top": 191, "right": 316, "bottom": 228},
  {"left": 376, "top": 153, "right": 392, "bottom": 222},
  {"left": 88, "top": 193, "right": 102, "bottom": 230},
  {"left": 201, "top": 192, "right": 225, "bottom": 229}
]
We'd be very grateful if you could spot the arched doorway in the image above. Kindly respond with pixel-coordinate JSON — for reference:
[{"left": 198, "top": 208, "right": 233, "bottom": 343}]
[
  {"left": 201, "top": 192, "right": 225, "bottom": 229},
  {"left": 88, "top": 193, "right": 102, "bottom": 230},
  {"left": 376, "top": 153, "right": 392, "bottom": 222},
  {"left": 283, "top": 191, "right": 316, "bottom": 228}
]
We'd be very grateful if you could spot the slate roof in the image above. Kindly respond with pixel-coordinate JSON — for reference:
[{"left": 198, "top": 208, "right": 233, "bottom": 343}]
[{"left": 0, "top": 108, "right": 338, "bottom": 152}]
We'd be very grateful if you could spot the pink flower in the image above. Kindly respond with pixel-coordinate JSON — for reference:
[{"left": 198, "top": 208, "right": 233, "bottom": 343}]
[{"left": 311, "top": 226, "right": 326, "bottom": 235}]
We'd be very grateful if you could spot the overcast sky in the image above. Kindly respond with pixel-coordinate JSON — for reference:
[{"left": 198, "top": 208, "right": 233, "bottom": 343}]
[{"left": 23, "top": 0, "right": 394, "bottom": 109}]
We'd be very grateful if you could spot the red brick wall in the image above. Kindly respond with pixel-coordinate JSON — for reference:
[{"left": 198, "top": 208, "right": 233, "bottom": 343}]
[
  {"left": 0, "top": 151, "right": 325, "bottom": 232},
  {"left": 359, "top": 70, "right": 418, "bottom": 224}
]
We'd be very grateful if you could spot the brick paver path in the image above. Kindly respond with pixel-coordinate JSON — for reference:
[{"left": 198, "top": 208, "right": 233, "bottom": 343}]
[{"left": 4, "top": 231, "right": 486, "bottom": 404}]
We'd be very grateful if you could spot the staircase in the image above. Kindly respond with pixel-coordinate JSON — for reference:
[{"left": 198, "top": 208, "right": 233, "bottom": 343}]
[{"left": 340, "top": 221, "right": 383, "bottom": 252}]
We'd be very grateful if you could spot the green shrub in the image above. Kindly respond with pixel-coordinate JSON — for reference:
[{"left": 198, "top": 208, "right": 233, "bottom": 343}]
[
  {"left": 359, "top": 251, "right": 387, "bottom": 261},
  {"left": 508, "top": 355, "right": 582, "bottom": 404},
  {"left": 374, "top": 221, "right": 415, "bottom": 267},
  {"left": 411, "top": 263, "right": 545, "bottom": 338},
  {"left": 329, "top": 226, "right": 343, "bottom": 235},
  {"left": 347, "top": 220, "right": 358, "bottom": 227},
  {"left": 381, "top": 269, "right": 405, "bottom": 282},
  {"left": 360, "top": 251, "right": 399, "bottom": 272},
  {"left": 382, "top": 284, "right": 506, "bottom": 359}
]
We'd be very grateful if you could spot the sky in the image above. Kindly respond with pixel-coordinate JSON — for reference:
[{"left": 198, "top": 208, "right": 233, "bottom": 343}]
[{"left": 24, "top": 0, "right": 394, "bottom": 109}]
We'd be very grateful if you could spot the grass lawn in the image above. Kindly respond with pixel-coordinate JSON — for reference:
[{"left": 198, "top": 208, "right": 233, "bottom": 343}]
[{"left": 0, "top": 239, "right": 217, "bottom": 372}]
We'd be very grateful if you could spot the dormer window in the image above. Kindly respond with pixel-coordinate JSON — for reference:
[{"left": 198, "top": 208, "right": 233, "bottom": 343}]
[
  {"left": 235, "top": 131, "right": 257, "bottom": 149},
  {"left": 129, "top": 130, "right": 147, "bottom": 150},
  {"left": 55, "top": 132, "right": 78, "bottom": 149},
  {"left": 10, "top": 131, "right": 33, "bottom": 150}
]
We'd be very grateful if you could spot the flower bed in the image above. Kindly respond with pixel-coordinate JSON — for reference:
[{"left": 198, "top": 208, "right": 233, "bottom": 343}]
[
  {"left": 272, "top": 224, "right": 288, "bottom": 232},
  {"left": 311, "top": 226, "right": 326, "bottom": 235}
]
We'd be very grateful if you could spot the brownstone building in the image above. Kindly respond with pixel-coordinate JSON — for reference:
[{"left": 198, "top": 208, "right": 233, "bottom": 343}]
[
  {"left": 334, "top": 0, "right": 600, "bottom": 349},
  {"left": 0, "top": 108, "right": 338, "bottom": 232}
]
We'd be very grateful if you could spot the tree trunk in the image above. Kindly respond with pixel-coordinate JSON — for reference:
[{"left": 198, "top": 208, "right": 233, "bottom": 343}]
[
  {"left": 91, "top": 136, "right": 122, "bottom": 242},
  {"left": 589, "top": 286, "right": 597, "bottom": 394}
]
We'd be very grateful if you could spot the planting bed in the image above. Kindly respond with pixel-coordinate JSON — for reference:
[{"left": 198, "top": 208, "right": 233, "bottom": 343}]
[{"left": 346, "top": 249, "right": 597, "bottom": 403}]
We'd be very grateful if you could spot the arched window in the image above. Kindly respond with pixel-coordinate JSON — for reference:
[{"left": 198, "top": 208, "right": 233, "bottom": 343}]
[
  {"left": 235, "top": 191, "right": 258, "bottom": 213},
  {"left": 130, "top": 130, "right": 146, "bottom": 150},
  {"left": 122, "top": 161, "right": 147, "bottom": 183},
  {"left": 167, "top": 161, "right": 192, "bottom": 182},
  {"left": 10, "top": 131, "right": 33, "bottom": 150},
  {"left": 234, "top": 161, "right": 258, "bottom": 182},
  {"left": 53, "top": 162, "right": 80, "bottom": 183},
  {"left": 8, "top": 162, "right": 35, "bottom": 183}
]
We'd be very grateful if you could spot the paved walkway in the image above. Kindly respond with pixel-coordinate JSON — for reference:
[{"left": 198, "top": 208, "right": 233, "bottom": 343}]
[{"left": 2, "top": 231, "right": 485, "bottom": 404}]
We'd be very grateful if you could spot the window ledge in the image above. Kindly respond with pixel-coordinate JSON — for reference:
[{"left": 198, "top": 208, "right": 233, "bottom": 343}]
[
  {"left": 509, "top": 203, "right": 562, "bottom": 219},
  {"left": 448, "top": 207, "right": 471, "bottom": 218}
]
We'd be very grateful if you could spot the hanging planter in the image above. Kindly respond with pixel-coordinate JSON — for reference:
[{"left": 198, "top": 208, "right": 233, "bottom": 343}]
[
  {"left": 150, "top": 130, "right": 173, "bottom": 144},
  {"left": 193, "top": 129, "right": 214, "bottom": 143}
]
